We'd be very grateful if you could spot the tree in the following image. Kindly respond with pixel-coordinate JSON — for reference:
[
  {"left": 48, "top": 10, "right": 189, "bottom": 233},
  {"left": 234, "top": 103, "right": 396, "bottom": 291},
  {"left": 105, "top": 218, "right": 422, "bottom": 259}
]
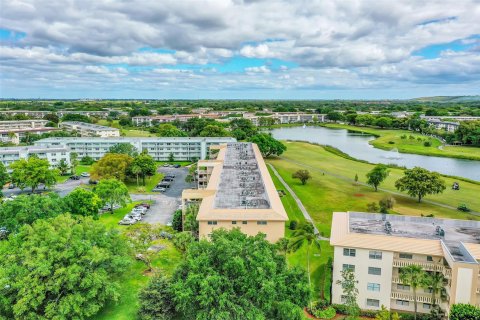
[
  {"left": 379, "top": 195, "right": 396, "bottom": 213},
  {"left": 374, "top": 117, "right": 393, "bottom": 128},
  {"left": 131, "top": 153, "right": 157, "bottom": 186},
  {"left": 230, "top": 118, "right": 257, "bottom": 138},
  {"left": 172, "top": 209, "right": 183, "bottom": 232},
  {"left": 156, "top": 123, "right": 187, "bottom": 137},
  {"left": 172, "top": 231, "right": 195, "bottom": 255},
  {"left": 275, "top": 237, "right": 290, "bottom": 260},
  {"left": 168, "top": 152, "right": 175, "bottom": 163},
  {"left": 271, "top": 301, "right": 304, "bottom": 320},
  {"left": 395, "top": 167, "right": 446, "bottom": 202},
  {"left": 64, "top": 187, "right": 102, "bottom": 219},
  {"left": 199, "top": 124, "right": 230, "bottom": 137},
  {"left": 400, "top": 265, "right": 426, "bottom": 320},
  {"left": 450, "top": 303, "right": 480, "bottom": 320},
  {"left": 422, "top": 272, "right": 446, "bottom": 312},
  {"left": 336, "top": 268, "right": 360, "bottom": 319},
  {"left": 108, "top": 142, "right": 138, "bottom": 157},
  {"left": 292, "top": 169, "right": 311, "bottom": 185},
  {"left": 94, "top": 179, "right": 130, "bottom": 213},
  {"left": 43, "top": 113, "right": 59, "bottom": 124},
  {"left": 0, "top": 214, "right": 130, "bottom": 319},
  {"left": 70, "top": 152, "right": 78, "bottom": 175},
  {"left": 354, "top": 173, "right": 358, "bottom": 184},
  {"left": 326, "top": 111, "right": 343, "bottom": 122},
  {"left": 80, "top": 155, "right": 95, "bottom": 165},
  {"left": 248, "top": 133, "right": 286, "bottom": 157},
  {"left": 130, "top": 164, "right": 142, "bottom": 186},
  {"left": 366, "top": 164, "right": 389, "bottom": 191},
  {"left": 0, "top": 162, "right": 9, "bottom": 197},
  {"left": 91, "top": 153, "right": 133, "bottom": 181},
  {"left": 62, "top": 113, "right": 91, "bottom": 123},
  {"left": 375, "top": 305, "right": 400, "bottom": 320},
  {"left": 169, "top": 229, "right": 310, "bottom": 319},
  {"left": 183, "top": 203, "right": 199, "bottom": 237},
  {"left": 288, "top": 222, "right": 321, "bottom": 305},
  {"left": 123, "top": 223, "right": 161, "bottom": 272},
  {"left": 10, "top": 156, "right": 58, "bottom": 193},
  {"left": 0, "top": 193, "right": 65, "bottom": 234},
  {"left": 57, "top": 158, "right": 70, "bottom": 175},
  {"left": 138, "top": 275, "right": 176, "bottom": 320}
]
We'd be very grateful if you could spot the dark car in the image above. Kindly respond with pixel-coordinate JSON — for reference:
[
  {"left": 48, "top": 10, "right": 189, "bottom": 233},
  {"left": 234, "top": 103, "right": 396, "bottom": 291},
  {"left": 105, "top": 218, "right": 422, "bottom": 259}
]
[
  {"left": 135, "top": 203, "right": 151, "bottom": 209},
  {"left": 165, "top": 174, "right": 176, "bottom": 178},
  {"left": 70, "top": 175, "right": 80, "bottom": 180},
  {"left": 88, "top": 179, "right": 98, "bottom": 185},
  {"left": 162, "top": 177, "right": 174, "bottom": 182},
  {"left": 174, "top": 164, "right": 181, "bottom": 168},
  {"left": 7, "top": 183, "right": 15, "bottom": 189}
]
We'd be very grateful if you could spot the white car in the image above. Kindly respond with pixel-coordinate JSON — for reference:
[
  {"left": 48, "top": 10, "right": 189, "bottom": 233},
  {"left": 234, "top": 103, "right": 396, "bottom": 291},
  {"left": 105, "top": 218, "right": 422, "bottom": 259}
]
[
  {"left": 80, "top": 172, "right": 90, "bottom": 177},
  {"left": 131, "top": 207, "right": 147, "bottom": 214},
  {"left": 118, "top": 218, "right": 136, "bottom": 225}
]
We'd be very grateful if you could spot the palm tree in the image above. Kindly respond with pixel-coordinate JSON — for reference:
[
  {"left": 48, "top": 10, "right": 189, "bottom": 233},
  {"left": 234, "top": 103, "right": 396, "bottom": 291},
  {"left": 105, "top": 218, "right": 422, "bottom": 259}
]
[
  {"left": 275, "top": 237, "right": 290, "bottom": 263},
  {"left": 131, "top": 164, "right": 141, "bottom": 186},
  {"left": 289, "top": 222, "right": 321, "bottom": 302},
  {"left": 422, "top": 271, "right": 446, "bottom": 309},
  {"left": 400, "top": 265, "right": 426, "bottom": 320}
]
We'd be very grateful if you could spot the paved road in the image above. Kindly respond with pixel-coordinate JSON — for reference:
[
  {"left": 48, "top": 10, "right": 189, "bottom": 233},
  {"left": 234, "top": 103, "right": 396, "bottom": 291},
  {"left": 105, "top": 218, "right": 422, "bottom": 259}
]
[
  {"left": 2, "top": 176, "right": 90, "bottom": 198},
  {"left": 133, "top": 166, "right": 194, "bottom": 225},
  {"left": 268, "top": 163, "right": 330, "bottom": 240}
]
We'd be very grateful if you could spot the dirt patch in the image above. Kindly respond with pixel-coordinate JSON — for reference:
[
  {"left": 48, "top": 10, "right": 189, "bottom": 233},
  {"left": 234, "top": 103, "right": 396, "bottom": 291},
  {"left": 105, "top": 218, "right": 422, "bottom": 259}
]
[{"left": 354, "top": 193, "right": 365, "bottom": 197}]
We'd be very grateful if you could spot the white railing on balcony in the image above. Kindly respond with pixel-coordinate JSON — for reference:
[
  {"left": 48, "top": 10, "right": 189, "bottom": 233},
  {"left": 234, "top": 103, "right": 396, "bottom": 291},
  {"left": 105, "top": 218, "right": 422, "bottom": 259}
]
[
  {"left": 391, "top": 292, "right": 438, "bottom": 304},
  {"left": 393, "top": 259, "right": 452, "bottom": 279}
]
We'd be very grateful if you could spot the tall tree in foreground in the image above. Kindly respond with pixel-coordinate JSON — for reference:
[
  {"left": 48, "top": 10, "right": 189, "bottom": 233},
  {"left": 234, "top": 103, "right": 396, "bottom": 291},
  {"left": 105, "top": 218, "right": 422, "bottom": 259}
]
[
  {"left": 10, "top": 156, "right": 58, "bottom": 193},
  {"left": 400, "top": 265, "right": 426, "bottom": 320},
  {"left": 70, "top": 152, "right": 78, "bottom": 175},
  {"left": 0, "top": 162, "right": 9, "bottom": 197},
  {"left": 336, "top": 268, "right": 360, "bottom": 319},
  {"left": 366, "top": 164, "right": 389, "bottom": 191},
  {"left": 94, "top": 179, "right": 130, "bottom": 213},
  {"left": 167, "top": 229, "right": 309, "bottom": 319},
  {"left": 57, "top": 158, "right": 70, "bottom": 176},
  {"left": 422, "top": 271, "right": 446, "bottom": 319},
  {"left": 248, "top": 133, "right": 286, "bottom": 157},
  {"left": 131, "top": 153, "right": 157, "bottom": 186},
  {"left": 108, "top": 142, "right": 139, "bottom": 157},
  {"left": 138, "top": 275, "right": 176, "bottom": 320},
  {"left": 395, "top": 167, "right": 446, "bottom": 202},
  {"left": 288, "top": 222, "right": 321, "bottom": 305},
  {"left": 90, "top": 153, "right": 133, "bottom": 181},
  {"left": 0, "top": 214, "right": 130, "bottom": 319},
  {"left": 64, "top": 187, "right": 102, "bottom": 219}
]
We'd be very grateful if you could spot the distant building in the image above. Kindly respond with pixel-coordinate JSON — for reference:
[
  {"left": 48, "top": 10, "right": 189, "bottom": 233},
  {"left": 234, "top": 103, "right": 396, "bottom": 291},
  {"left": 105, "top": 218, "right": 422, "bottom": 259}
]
[
  {"left": 0, "top": 119, "right": 49, "bottom": 131},
  {"left": 244, "top": 112, "right": 323, "bottom": 126},
  {"left": 421, "top": 115, "right": 480, "bottom": 122},
  {"left": 33, "top": 137, "right": 236, "bottom": 161},
  {"left": 330, "top": 212, "right": 480, "bottom": 315},
  {"left": 132, "top": 114, "right": 221, "bottom": 126},
  {"left": 0, "top": 145, "right": 70, "bottom": 167},
  {"left": 0, "top": 128, "right": 58, "bottom": 144},
  {"left": 426, "top": 119, "right": 460, "bottom": 132},
  {"left": 59, "top": 121, "right": 120, "bottom": 137},
  {"left": 182, "top": 142, "right": 288, "bottom": 243}
]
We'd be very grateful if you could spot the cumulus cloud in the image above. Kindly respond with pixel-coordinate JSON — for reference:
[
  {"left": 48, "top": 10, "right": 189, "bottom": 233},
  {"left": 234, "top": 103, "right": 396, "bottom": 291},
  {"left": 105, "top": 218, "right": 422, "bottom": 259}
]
[{"left": 0, "top": 0, "right": 479, "bottom": 97}]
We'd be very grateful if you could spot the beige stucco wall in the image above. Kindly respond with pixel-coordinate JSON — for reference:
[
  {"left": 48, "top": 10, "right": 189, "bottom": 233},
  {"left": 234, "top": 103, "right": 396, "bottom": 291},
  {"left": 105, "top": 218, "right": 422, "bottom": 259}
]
[{"left": 199, "top": 220, "right": 285, "bottom": 243}]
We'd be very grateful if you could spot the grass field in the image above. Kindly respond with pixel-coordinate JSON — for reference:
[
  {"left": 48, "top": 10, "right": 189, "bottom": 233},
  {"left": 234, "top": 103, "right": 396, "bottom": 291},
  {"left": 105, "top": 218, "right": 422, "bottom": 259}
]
[
  {"left": 125, "top": 171, "right": 164, "bottom": 193},
  {"left": 55, "top": 165, "right": 92, "bottom": 183},
  {"left": 93, "top": 203, "right": 182, "bottom": 320},
  {"left": 121, "top": 129, "right": 155, "bottom": 137},
  {"left": 322, "top": 123, "right": 480, "bottom": 160},
  {"left": 267, "top": 141, "right": 480, "bottom": 238}
]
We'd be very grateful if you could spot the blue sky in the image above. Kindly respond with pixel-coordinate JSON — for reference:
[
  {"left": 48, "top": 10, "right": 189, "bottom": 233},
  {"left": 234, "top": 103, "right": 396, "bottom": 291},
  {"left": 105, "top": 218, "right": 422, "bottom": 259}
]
[{"left": 1, "top": 1, "right": 479, "bottom": 99}]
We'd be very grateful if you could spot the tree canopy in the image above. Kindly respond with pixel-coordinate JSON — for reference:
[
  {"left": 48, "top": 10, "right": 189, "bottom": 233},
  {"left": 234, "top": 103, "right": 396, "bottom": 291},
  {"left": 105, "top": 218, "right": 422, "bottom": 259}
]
[
  {"left": 91, "top": 153, "right": 133, "bottom": 181},
  {"left": 64, "top": 187, "right": 102, "bottom": 219},
  {"left": 108, "top": 142, "right": 139, "bottom": 157},
  {"left": 0, "top": 214, "right": 130, "bottom": 319},
  {"left": 450, "top": 303, "right": 480, "bottom": 320},
  {"left": 395, "top": 167, "right": 446, "bottom": 202},
  {"left": 366, "top": 164, "right": 389, "bottom": 191},
  {"left": 130, "top": 153, "right": 157, "bottom": 185},
  {"left": 0, "top": 162, "right": 9, "bottom": 197},
  {"left": 248, "top": 133, "right": 286, "bottom": 157},
  {"left": 292, "top": 169, "right": 311, "bottom": 185},
  {"left": 94, "top": 179, "right": 130, "bottom": 212},
  {"left": 199, "top": 124, "right": 230, "bottom": 137},
  {"left": 10, "top": 156, "right": 58, "bottom": 192},
  {"left": 155, "top": 123, "right": 188, "bottom": 137}
]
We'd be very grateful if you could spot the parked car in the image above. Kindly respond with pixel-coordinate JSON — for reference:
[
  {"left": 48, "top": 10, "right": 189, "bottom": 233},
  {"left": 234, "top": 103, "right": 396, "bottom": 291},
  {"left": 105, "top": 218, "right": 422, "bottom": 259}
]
[
  {"left": 88, "top": 179, "right": 98, "bottom": 185},
  {"left": 135, "top": 203, "right": 150, "bottom": 209},
  {"left": 70, "top": 175, "right": 80, "bottom": 180},
  {"left": 163, "top": 163, "right": 169, "bottom": 167},
  {"left": 153, "top": 187, "right": 166, "bottom": 192},
  {"left": 119, "top": 218, "right": 136, "bottom": 225},
  {"left": 165, "top": 174, "right": 176, "bottom": 178},
  {"left": 131, "top": 207, "right": 147, "bottom": 215},
  {"left": 128, "top": 213, "right": 142, "bottom": 221},
  {"left": 162, "top": 177, "right": 174, "bottom": 182},
  {"left": 80, "top": 172, "right": 90, "bottom": 177},
  {"left": 174, "top": 164, "right": 181, "bottom": 168},
  {"left": 8, "top": 183, "right": 15, "bottom": 189}
]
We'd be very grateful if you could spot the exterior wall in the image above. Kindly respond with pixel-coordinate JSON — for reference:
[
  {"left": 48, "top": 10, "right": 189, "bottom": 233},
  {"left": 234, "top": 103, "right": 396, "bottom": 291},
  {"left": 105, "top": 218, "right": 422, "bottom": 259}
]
[
  {"left": 0, "top": 147, "right": 70, "bottom": 167},
  {"left": 0, "top": 120, "right": 48, "bottom": 130},
  {"left": 59, "top": 122, "right": 120, "bottom": 137},
  {"left": 199, "top": 220, "right": 285, "bottom": 243}
]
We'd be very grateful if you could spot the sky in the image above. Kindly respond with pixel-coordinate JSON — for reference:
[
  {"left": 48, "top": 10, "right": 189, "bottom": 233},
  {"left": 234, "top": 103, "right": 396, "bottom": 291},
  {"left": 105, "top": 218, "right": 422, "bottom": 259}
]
[{"left": 0, "top": 0, "right": 479, "bottom": 100}]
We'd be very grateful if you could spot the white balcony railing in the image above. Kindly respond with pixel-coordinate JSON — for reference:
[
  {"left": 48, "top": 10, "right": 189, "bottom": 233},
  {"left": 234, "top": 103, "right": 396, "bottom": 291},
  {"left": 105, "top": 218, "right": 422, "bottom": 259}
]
[
  {"left": 391, "top": 292, "right": 439, "bottom": 304},
  {"left": 393, "top": 259, "right": 452, "bottom": 279}
]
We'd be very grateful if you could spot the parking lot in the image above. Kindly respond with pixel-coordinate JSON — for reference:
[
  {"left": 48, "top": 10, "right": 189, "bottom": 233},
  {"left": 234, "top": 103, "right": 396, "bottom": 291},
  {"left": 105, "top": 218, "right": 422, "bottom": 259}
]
[{"left": 131, "top": 165, "right": 194, "bottom": 225}]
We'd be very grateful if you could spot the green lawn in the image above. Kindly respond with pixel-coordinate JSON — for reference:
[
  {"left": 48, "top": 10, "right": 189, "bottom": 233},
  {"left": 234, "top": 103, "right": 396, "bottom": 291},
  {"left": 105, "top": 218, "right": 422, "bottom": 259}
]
[
  {"left": 322, "top": 123, "right": 480, "bottom": 160},
  {"left": 267, "top": 141, "right": 480, "bottom": 238},
  {"left": 121, "top": 129, "right": 155, "bottom": 137},
  {"left": 93, "top": 203, "right": 182, "bottom": 320},
  {"left": 125, "top": 171, "right": 164, "bottom": 193},
  {"left": 55, "top": 165, "right": 92, "bottom": 183}
]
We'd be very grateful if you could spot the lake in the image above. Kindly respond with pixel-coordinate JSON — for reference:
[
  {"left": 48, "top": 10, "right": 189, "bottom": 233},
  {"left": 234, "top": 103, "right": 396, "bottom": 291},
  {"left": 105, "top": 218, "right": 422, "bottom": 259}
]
[{"left": 270, "top": 126, "right": 480, "bottom": 181}]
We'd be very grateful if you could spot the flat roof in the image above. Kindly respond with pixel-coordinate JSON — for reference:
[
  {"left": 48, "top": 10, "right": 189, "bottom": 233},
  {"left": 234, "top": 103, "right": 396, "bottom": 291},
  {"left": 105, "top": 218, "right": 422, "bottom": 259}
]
[
  {"left": 34, "top": 137, "right": 236, "bottom": 143},
  {"left": 214, "top": 143, "right": 270, "bottom": 209},
  {"left": 60, "top": 121, "right": 119, "bottom": 131}
]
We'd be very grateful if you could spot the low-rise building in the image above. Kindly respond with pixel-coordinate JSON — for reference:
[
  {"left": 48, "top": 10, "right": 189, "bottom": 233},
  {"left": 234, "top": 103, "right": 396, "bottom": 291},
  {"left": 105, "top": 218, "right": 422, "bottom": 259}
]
[
  {"left": 421, "top": 116, "right": 480, "bottom": 122},
  {"left": 132, "top": 114, "right": 221, "bottom": 126},
  {"left": 33, "top": 137, "right": 236, "bottom": 161},
  {"left": 59, "top": 121, "right": 120, "bottom": 137},
  {"left": 244, "top": 112, "right": 323, "bottom": 126},
  {"left": 0, "top": 145, "right": 70, "bottom": 167},
  {"left": 0, "top": 128, "right": 58, "bottom": 144},
  {"left": 0, "top": 119, "right": 49, "bottom": 131},
  {"left": 427, "top": 119, "right": 460, "bottom": 132},
  {"left": 182, "top": 142, "right": 288, "bottom": 243},
  {"left": 330, "top": 212, "right": 480, "bottom": 315}
]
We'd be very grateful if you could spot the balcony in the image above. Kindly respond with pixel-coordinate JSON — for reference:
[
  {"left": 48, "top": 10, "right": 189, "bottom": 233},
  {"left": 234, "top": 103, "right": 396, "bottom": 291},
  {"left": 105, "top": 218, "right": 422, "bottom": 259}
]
[
  {"left": 393, "top": 259, "right": 451, "bottom": 278},
  {"left": 391, "top": 292, "right": 438, "bottom": 304}
]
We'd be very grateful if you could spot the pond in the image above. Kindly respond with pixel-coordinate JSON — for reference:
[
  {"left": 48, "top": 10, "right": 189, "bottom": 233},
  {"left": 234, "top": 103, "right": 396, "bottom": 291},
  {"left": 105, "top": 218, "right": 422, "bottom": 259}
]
[{"left": 270, "top": 126, "right": 480, "bottom": 181}]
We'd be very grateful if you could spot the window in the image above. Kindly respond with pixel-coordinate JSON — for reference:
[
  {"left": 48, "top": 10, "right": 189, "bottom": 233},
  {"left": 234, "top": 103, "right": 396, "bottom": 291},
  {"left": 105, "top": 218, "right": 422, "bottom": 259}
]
[
  {"left": 242, "top": 221, "right": 248, "bottom": 225},
  {"left": 257, "top": 221, "right": 267, "bottom": 225},
  {"left": 369, "top": 251, "right": 382, "bottom": 260},
  {"left": 427, "top": 256, "right": 433, "bottom": 262},
  {"left": 367, "top": 283, "right": 380, "bottom": 292},
  {"left": 368, "top": 267, "right": 381, "bottom": 275},
  {"left": 399, "top": 253, "right": 413, "bottom": 259},
  {"left": 396, "top": 300, "right": 409, "bottom": 306},
  {"left": 342, "top": 264, "right": 355, "bottom": 272},
  {"left": 423, "top": 303, "right": 431, "bottom": 309},
  {"left": 366, "top": 299, "right": 380, "bottom": 307},
  {"left": 231, "top": 221, "right": 237, "bottom": 225},
  {"left": 397, "top": 284, "right": 410, "bottom": 291},
  {"left": 343, "top": 248, "right": 356, "bottom": 257},
  {"left": 424, "top": 288, "right": 433, "bottom": 294},
  {"left": 207, "top": 221, "right": 217, "bottom": 225},
  {"left": 341, "top": 295, "right": 348, "bottom": 304}
]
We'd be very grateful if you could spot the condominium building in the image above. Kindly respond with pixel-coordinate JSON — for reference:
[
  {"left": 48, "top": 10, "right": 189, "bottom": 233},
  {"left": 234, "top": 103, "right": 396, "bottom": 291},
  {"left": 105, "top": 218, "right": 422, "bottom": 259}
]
[
  {"left": 33, "top": 137, "right": 236, "bottom": 161},
  {"left": 59, "top": 121, "right": 120, "bottom": 137},
  {"left": 0, "top": 119, "right": 49, "bottom": 131},
  {"left": 421, "top": 116, "right": 480, "bottom": 122},
  {"left": 132, "top": 113, "right": 221, "bottom": 126},
  {"left": 0, "top": 128, "right": 58, "bottom": 144},
  {"left": 181, "top": 142, "right": 288, "bottom": 243},
  {"left": 244, "top": 112, "right": 324, "bottom": 126},
  {"left": 0, "top": 145, "right": 70, "bottom": 167},
  {"left": 330, "top": 212, "right": 480, "bottom": 315},
  {"left": 427, "top": 120, "right": 460, "bottom": 132}
]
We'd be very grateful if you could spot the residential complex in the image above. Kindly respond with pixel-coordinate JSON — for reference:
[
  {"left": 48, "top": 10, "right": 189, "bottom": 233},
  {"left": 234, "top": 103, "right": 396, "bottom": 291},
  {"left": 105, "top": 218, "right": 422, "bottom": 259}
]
[
  {"left": 0, "top": 145, "right": 70, "bottom": 166},
  {"left": 421, "top": 115, "right": 480, "bottom": 122},
  {"left": 330, "top": 212, "right": 480, "bottom": 315},
  {"left": 0, "top": 110, "right": 127, "bottom": 119},
  {"left": 59, "top": 121, "right": 120, "bottom": 137},
  {"left": 0, "top": 119, "right": 49, "bottom": 131},
  {"left": 32, "top": 137, "right": 236, "bottom": 161},
  {"left": 0, "top": 119, "right": 57, "bottom": 144},
  {"left": 244, "top": 112, "right": 323, "bottom": 126},
  {"left": 181, "top": 142, "right": 288, "bottom": 243},
  {"left": 426, "top": 119, "right": 460, "bottom": 132}
]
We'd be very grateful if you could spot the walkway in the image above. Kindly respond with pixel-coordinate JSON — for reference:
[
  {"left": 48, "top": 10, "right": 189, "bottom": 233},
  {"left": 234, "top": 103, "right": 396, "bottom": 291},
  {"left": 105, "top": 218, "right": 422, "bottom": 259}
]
[
  {"left": 276, "top": 157, "right": 480, "bottom": 216},
  {"left": 268, "top": 163, "right": 330, "bottom": 240}
]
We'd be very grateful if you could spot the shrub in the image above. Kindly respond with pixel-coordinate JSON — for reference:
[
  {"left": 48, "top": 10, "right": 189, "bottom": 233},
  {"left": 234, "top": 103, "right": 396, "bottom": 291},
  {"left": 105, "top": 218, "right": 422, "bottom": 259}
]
[
  {"left": 80, "top": 155, "right": 95, "bottom": 165},
  {"left": 271, "top": 301, "right": 304, "bottom": 320},
  {"left": 138, "top": 275, "right": 176, "bottom": 320},
  {"left": 409, "top": 135, "right": 415, "bottom": 140},
  {"left": 457, "top": 204, "right": 471, "bottom": 212},
  {"left": 450, "top": 303, "right": 480, "bottom": 320},
  {"left": 332, "top": 304, "right": 348, "bottom": 314},
  {"left": 400, "top": 134, "right": 407, "bottom": 139},
  {"left": 388, "top": 141, "right": 395, "bottom": 144},
  {"left": 314, "top": 306, "right": 336, "bottom": 319},
  {"left": 289, "top": 220, "right": 298, "bottom": 230},
  {"left": 424, "top": 141, "right": 431, "bottom": 147},
  {"left": 172, "top": 210, "right": 183, "bottom": 232}
]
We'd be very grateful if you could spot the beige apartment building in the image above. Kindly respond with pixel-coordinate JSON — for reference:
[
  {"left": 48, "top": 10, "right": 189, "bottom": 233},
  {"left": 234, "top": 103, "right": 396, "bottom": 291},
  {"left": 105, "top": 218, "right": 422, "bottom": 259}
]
[
  {"left": 59, "top": 121, "right": 120, "bottom": 137},
  {"left": 330, "top": 212, "right": 480, "bottom": 315},
  {"left": 181, "top": 142, "right": 288, "bottom": 243}
]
